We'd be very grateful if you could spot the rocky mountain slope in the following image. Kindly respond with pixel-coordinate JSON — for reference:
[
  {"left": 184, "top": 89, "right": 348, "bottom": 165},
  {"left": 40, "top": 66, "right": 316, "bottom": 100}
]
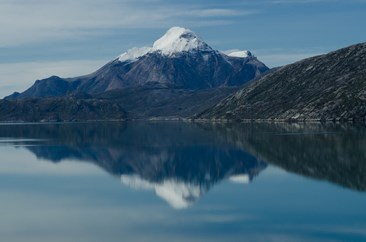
[{"left": 197, "top": 42, "right": 366, "bottom": 122}]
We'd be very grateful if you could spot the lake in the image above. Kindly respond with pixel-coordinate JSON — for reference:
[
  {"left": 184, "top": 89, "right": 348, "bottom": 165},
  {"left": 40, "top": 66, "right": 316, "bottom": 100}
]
[{"left": 0, "top": 121, "right": 365, "bottom": 242}]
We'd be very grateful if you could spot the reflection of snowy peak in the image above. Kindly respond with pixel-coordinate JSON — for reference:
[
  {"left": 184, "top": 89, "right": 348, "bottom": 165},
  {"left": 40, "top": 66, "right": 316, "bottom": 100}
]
[
  {"left": 121, "top": 174, "right": 204, "bottom": 209},
  {"left": 229, "top": 174, "right": 250, "bottom": 184},
  {"left": 121, "top": 173, "right": 255, "bottom": 209},
  {"left": 8, "top": 122, "right": 268, "bottom": 209}
]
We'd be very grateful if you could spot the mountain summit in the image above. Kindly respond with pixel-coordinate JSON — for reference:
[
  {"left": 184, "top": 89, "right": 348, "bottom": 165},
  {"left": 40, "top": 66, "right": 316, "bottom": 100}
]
[
  {"left": 6, "top": 26, "right": 268, "bottom": 100},
  {"left": 119, "top": 27, "right": 212, "bottom": 62}
]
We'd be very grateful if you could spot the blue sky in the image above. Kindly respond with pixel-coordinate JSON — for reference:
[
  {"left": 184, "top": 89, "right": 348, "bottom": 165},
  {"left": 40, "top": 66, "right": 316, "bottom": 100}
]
[{"left": 0, "top": 0, "right": 365, "bottom": 97}]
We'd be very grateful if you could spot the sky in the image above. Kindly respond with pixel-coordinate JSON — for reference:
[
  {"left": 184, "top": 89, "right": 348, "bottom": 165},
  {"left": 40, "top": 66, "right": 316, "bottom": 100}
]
[{"left": 0, "top": 0, "right": 365, "bottom": 98}]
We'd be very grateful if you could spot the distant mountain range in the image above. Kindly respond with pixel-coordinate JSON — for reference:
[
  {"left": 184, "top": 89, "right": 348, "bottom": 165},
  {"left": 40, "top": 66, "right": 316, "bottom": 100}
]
[
  {"left": 7, "top": 27, "right": 267, "bottom": 99},
  {"left": 197, "top": 42, "right": 366, "bottom": 122},
  {"left": 1, "top": 27, "right": 269, "bottom": 121},
  {"left": 1, "top": 27, "right": 365, "bottom": 122}
]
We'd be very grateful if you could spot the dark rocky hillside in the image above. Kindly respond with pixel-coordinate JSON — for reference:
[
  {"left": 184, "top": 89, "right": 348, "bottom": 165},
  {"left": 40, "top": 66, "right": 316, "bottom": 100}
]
[
  {"left": 96, "top": 87, "right": 238, "bottom": 119},
  {"left": 197, "top": 42, "right": 366, "bottom": 122},
  {"left": 0, "top": 97, "right": 126, "bottom": 122},
  {"left": 0, "top": 87, "right": 237, "bottom": 122}
]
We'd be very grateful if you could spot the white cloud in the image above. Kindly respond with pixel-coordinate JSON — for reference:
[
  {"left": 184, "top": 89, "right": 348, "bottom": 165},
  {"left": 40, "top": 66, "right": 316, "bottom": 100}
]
[
  {"left": 0, "top": 59, "right": 108, "bottom": 98},
  {"left": 268, "top": 0, "right": 366, "bottom": 5},
  {"left": 271, "top": 0, "right": 340, "bottom": 4},
  {"left": 189, "top": 8, "right": 256, "bottom": 17},
  {"left": 0, "top": 0, "right": 256, "bottom": 48}
]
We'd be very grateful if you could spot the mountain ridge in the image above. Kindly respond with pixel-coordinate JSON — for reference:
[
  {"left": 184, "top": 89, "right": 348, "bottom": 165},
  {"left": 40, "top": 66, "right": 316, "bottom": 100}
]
[
  {"left": 6, "top": 26, "right": 268, "bottom": 100},
  {"left": 196, "top": 42, "right": 366, "bottom": 122}
]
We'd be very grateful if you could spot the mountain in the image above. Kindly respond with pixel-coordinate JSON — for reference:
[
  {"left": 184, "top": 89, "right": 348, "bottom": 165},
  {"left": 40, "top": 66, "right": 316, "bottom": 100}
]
[
  {"left": 197, "top": 42, "right": 366, "bottom": 122},
  {"left": 6, "top": 27, "right": 268, "bottom": 100}
]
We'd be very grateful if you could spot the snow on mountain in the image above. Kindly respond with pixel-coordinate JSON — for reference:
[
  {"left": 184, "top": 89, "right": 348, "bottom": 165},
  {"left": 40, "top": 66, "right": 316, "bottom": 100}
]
[
  {"left": 228, "top": 50, "right": 252, "bottom": 58},
  {"left": 121, "top": 174, "right": 203, "bottom": 209},
  {"left": 152, "top": 26, "right": 211, "bottom": 55},
  {"left": 118, "top": 27, "right": 254, "bottom": 63},
  {"left": 118, "top": 26, "right": 212, "bottom": 62},
  {"left": 118, "top": 47, "right": 151, "bottom": 62}
]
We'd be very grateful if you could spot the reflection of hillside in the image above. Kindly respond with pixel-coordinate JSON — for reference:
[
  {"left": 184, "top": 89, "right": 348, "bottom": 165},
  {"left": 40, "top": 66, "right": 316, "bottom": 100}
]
[
  {"left": 1, "top": 121, "right": 364, "bottom": 205},
  {"left": 0, "top": 122, "right": 266, "bottom": 209},
  {"left": 206, "top": 122, "right": 366, "bottom": 192}
]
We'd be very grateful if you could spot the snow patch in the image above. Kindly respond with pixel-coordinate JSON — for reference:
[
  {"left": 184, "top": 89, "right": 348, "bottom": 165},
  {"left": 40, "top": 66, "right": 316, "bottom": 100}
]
[
  {"left": 155, "top": 180, "right": 202, "bottom": 209},
  {"left": 118, "top": 47, "right": 151, "bottom": 62},
  {"left": 121, "top": 174, "right": 155, "bottom": 190},
  {"left": 228, "top": 50, "right": 252, "bottom": 58}
]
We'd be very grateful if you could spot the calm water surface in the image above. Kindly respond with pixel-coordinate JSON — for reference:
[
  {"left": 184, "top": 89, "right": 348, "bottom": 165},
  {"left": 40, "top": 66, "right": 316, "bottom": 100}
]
[{"left": 0, "top": 122, "right": 365, "bottom": 242}]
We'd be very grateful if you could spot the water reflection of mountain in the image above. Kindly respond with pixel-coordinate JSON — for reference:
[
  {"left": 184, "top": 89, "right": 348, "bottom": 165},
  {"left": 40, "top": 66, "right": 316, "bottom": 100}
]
[
  {"left": 205, "top": 122, "right": 366, "bottom": 192},
  {"left": 0, "top": 122, "right": 365, "bottom": 208},
  {"left": 0, "top": 122, "right": 266, "bottom": 209}
]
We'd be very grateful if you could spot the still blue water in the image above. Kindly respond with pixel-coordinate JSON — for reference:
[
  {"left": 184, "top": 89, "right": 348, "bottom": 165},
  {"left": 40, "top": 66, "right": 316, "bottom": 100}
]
[{"left": 0, "top": 122, "right": 365, "bottom": 242}]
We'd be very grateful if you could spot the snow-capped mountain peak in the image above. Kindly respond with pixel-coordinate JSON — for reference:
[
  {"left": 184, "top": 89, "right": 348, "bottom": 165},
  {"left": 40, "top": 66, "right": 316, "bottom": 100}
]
[
  {"left": 152, "top": 26, "right": 211, "bottom": 55},
  {"left": 118, "top": 26, "right": 211, "bottom": 62}
]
